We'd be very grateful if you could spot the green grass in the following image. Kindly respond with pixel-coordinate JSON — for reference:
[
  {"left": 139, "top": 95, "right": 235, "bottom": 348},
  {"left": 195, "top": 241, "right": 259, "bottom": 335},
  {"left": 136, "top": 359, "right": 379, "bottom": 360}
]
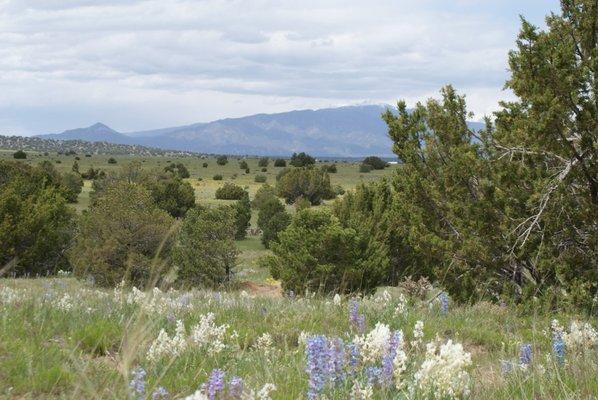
[{"left": 0, "top": 278, "right": 596, "bottom": 399}]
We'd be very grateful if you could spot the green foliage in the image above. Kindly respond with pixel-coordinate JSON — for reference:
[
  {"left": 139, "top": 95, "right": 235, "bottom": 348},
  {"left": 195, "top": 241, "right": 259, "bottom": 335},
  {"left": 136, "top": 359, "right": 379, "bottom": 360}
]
[
  {"left": 289, "top": 152, "right": 315, "bottom": 167},
  {"left": 251, "top": 184, "right": 277, "bottom": 209},
  {"left": 61, "top": 172, "right": 83, "bottom": 203},
  {"left": 81, "top": 167, "right": 104, "bottom": 180},
  {"left": 71, "top": 160, "right": 79, "bottom": 173},
  {"left": 212, "top": 174, "right": 223, "bottom": 180},
  {"left": 321, "top": 164, "right": 337, "bottom": 173},
  {"left": 261, "top": 211, "right": 291, "bottom": 249},
  {"left": 202, "top": 162, "right": 208, "bottom": 168},
  {"left": 215, "top": 182, "right": 246, "bottom": 200},
  {"left": 0, "top": 161, "right": 74, "bottom": 276},
  {"left": 239, "top": 160, "right": 249, "bottom": 170},
  {"left": 257, "top": 196, "right": 290, "bottom": 248},
  {"left": 293, "top": 196, "right": 311, "bottom": 212},
  {"left": 69, "top": 182, "right": 175, "bottom": 287},
  {"left": 72, "top": 320, "right": 122, "bottom": 356},
  {"left": 172, "top": 207, "right": 238, "bottom": 287},
  {"left": 273, "top": 158, "right": 286, "bottom": 167},
  {"left": 362, "top": 156, "right": 388, "bottom": 170},
  {"left": 257, "top": 197, "right": 285, "bottom": 231},
  {"left": 276, "top": 167, "right": 335, "bottom": 205},
  {"left": 107, "top": 157, "right": 117, "bottom": 164},
  {"left": 254, "top": 174, "right": 267, "bottom": 183},
  {"left": 262, "top": 208, "right": 389, "bottom": 294},
  {"left": 13, "top": 150, "right": 26, "bottom": 159},
  {"left": 232, "top": 192, "right": 251, "bottom": 240},
  {"left": 164, "top": 162, "right": 190, "bottom": 179},
  {"left": 216, "top": 155, "right": 228, "bottom": 165},
  {"left": 358, "top": 163, "right": 372, "bottom": 173},
  {"left": 333, "top": 184, "right": 345, "bottom": 196},
  {"left": 258, "top": 157, "right": 269, "bottom": 167}
]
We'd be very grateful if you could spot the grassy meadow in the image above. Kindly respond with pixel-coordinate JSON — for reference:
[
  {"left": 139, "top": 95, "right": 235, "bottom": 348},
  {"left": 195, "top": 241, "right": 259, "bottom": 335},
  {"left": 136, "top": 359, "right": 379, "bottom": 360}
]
[{"left": 1, "top": 150, "right": 596, "bottom": 399}]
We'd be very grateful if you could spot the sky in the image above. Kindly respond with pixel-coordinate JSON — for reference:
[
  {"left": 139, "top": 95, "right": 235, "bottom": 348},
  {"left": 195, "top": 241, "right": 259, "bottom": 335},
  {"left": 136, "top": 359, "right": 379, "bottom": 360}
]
[{"left": 0, "top": 0, "right": 560, "bottom": 135}]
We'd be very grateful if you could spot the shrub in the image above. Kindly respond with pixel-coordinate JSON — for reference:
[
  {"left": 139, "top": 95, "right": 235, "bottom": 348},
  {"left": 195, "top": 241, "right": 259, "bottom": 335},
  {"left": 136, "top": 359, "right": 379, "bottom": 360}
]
[
  {"left": 13, "top": 150, "right": 27, "bottom": 159},
  {"left": 333, "top": 185, "right": 345, "bottom": 196},
  {"left": 61, "top": 172, "right": 84, "bottom": 203},
  {"left": 261, "top": 209, "right": 389, "bottom": 294},
  {"left": 202, "top": 162, "right": 208, "bottom": 168},
  {"left": 252, "top": 184, "right": 277, "bottom": 209},
  {"left": 321, "top": 164, "right": 337, "bottom": 173},
  {"left": 69, "top": 182, "right": 175, "bottom": 287},
  {"left": 164, "top": 163, "right": 190, "bottom": 179},
  {"left": 294, "top": 196, "right": 311, "bottom": 211},
  {"left": 145, "top": 174, "right": 196, "bottom": 218},
  {"left": 107, "top": 157, "right": 117, "bottom": 164},
  {"left": 261, "top": 167, "right": 267, "bottom": 172},
  {"left": 244, "top": 168, "right": 250, "bottom": 174},
  {"left": 276, "top": 167, "right": 335, "bottom": 205},
  {"left": 289, "top": 152, "right": 315, "bottom": 167},
  {"left": 274, "top": 158, "right": 286, "bottom": 167},
  {"left": 0, "top": 161, "right": 74, "bottom": 276},
  {"left": 85, "top": 154, "right": 92, "bottom": 157},
  {"left": 362, "top": 156, "right": 388, "bottom": 169},
  {"left": 232, "top": 192, "right": 251, "bottom": 240},
  {"left": 215, "top": 182, "right": 246, "bottom": 200},
  {"left": 261, "top": 211, "right": 291, "bottom": 249},
  {"left": 358, "top": 163, "right": 372, "bottom": 173},
  {"left": 257, "top": 197, "right": 290, "bottom": 248},
  {"left": 172, "top": 207, "right": 238, "bottom": 287},
  {"left": 254, "top": 174, "right": 267, "bottom": 183},
  {"left": 216, "top": 155, "right": 228, "bottom": 165},
  {"left": 239, "top": 160, "right": 248, "bottom": 170},
  {"left": 213, "top": 174, "right": 223, "bottom": 181},
  {"left": 258, "top": 157, "right": 269, "bottom": 167}
]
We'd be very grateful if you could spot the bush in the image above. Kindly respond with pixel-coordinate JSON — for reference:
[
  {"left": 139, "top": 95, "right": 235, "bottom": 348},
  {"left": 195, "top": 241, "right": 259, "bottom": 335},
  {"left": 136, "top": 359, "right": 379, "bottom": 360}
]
[
  {"left": 362, "top": 156, "right": 388, "bottom": 169},
  {"left": 202, "top": 162, "right": 208, "bottom": 168},
  {"left": 216, "top": 155, "right": 228, "bottom": 165},
  {"left": 164, "top": 163, "right": 190, "bottom": 179},
  {"left": 69, "top": 182, "right": 174, "bottom": 287},
  {"left": 13, "top": 150, "right": 27, "bottom": 159},
  {"left": 61, "top": 172, "right": 84, "bottom": 203},
  {"left": 261, "top": 211, "right": 291, "bottom": 249},
  {"left": 258, "top": 157, "right": 269, "bottom": 167},
  {"left": 107, "top": 157, "right": 117, "bottom": 164},
  {"left": 232, "top": 192, "right": 251, "bottom": 240},
  {"left": 261, "top": 209, "right": 389, "bottom": 294},
  {"left": 321, "top": 164, "right": 337, "bottom": 173},
  {"left": 215, "top": 182, "right": 246, "bottom": 200},
  {"left": 213, "top": 174, "right": 223, "bottom": 181},
  {"left": 145, "top": 174, "right": 196, "bottom": 218},
  {"left": 239, "top": 160, "right": 248, "bottom": 170},
  {"left": 294, "top": 196, "right": 311, "bottom": 211},
  {"left": 252, "top": 184, "right": 277, "bottom": 209},
  {"left": 172, "top": 207, "right": 238, "bottom": 287},
  {"left": 261, "top": 167, "right": 267, "bottom": 172},
  {"left": 276, "top": 167, "right": 335, "bottom": 205},
  {"left": 244, "top": 168, "right": 250, "bottom": 174},
  {"left": 274, "top": 159, "right": 286, "bottom": 167},
  {"left": 254, "top": 174, "right": 267, "bottom": 183},
  {"left": 358, "top": 163, "right": 372, "bottom": 173},
  {"left": 257, "top": 197, "right": 290, "bottom": 248},
  {"left": 289, "top": 152, "right": 315, "bottom": 167},
  {"left": 333, "top": 185, "right": 345, "bottom": 196},
  {"left": 0, "top": 161, "right": 74, "bottom": 276}
]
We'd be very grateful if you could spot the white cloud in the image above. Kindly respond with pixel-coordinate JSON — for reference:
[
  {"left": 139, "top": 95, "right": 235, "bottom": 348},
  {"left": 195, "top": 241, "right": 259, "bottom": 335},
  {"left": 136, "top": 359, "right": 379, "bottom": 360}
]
[{"left": 0, "top": 0, "right": 559, "bottom": 134}]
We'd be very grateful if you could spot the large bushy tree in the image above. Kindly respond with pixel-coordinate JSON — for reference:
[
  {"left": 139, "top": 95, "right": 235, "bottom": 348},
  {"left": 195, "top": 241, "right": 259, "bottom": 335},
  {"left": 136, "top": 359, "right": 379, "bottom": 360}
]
[{"left": 276, "top": 167, "right": 335, "bottom": 205}]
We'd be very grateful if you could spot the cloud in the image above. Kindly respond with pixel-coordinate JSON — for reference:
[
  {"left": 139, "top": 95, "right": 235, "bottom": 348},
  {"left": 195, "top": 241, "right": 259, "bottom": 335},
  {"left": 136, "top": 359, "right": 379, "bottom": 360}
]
[{"left": 0, "top": 0, "right": 560, "bottom": 134}]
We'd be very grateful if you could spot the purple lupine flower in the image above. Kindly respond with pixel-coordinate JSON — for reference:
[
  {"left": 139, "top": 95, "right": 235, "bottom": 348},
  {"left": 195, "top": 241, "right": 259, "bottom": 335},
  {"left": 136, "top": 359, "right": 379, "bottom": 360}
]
[
  {"left": 346, "top": 342, "right": 360, "bottom": 376},
  {"left": 519, "top": 344, "right": 532, "bottom": 366},
  {"left": 213, "top": 292, "right": 222, "bottom": 303},
  {"left": 349, "top": 300, "right": 365, "bottom": 334},
  {"left": 366, "top": 366, "right": 382, "bottom": 386},
  {"left": 129, "top": 367, "right": 146, "bottom": 399},
  {"left": 328, "top": 338, "right": 346, "bottom": 383},
  {"left": 552, "top": 335, "right": 565, "bottom": 365},
  {"left": 151, "top": 386, "right": 168, "bottom": 399},
  {"left": 438, "top": 292, "right": 449, "bottom": 315},
  {"left": 381, "top": 331, "right": 402, "bottom": 385},
  {"left": 166, "top": 312, "right": 176, "bottom": 324},
  {"left": 228, "top": 376, "right": 244, "bottom": 399},
  {"left": 500, "top": 360, "right": 514, "bottom": 375},
  {"left": 204, "top": 369, "right": 225, "bottom": 400},
  {"left": 305, "top": 335, "right": 329, "bottom": 399}
]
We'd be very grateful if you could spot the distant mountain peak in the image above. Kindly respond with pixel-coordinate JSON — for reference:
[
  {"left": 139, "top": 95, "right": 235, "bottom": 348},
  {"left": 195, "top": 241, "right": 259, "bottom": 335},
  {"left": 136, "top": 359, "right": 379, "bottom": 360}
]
[{"left": 89, "top": 122, "right": 113, "bottom": 130}]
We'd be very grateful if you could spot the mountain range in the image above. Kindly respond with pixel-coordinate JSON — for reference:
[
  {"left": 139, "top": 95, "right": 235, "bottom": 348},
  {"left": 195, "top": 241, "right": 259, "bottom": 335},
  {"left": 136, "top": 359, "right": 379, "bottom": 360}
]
[{"left": 38, "top": 105, "right": 485, "bottom": 157}]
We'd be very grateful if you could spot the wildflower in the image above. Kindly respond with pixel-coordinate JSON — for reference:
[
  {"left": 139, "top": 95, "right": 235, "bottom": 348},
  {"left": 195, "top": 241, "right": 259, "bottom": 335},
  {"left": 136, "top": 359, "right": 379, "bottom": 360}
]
[
  {"left": 349, "top": 299, "right": 365, "bottom": 334},
  {"left": 354, "top": 322, "right": 392, "bottom": 364},
  {"left": 500, "top": 360, "right": 514, "bottom": 375},
  {"left": 552, "top": 335, "right": 565, "bottom": 365},
  {"left": 413, "top": 340, "right": 471, "bottom": 399},
  {"left": 189, "top": 313, "right": 229, "bottom": 355},
  {"left": 366, "top": 366, "right": 382, "bottom": 386},
  {"left": 255, "top": 333, "right": 274, "bottom": 357},
  {"left": 147, "top": 320, "right": 187, "bottom": 362},
  {"left": 346, "top": 342, "right": 360, "bottom": 375},
  {"left": 228, "top": 376, "right": 244, "bottom": 399},
  {"left": 393, "top": 346, "right": 408, "bottom": 389},
  {"left": 305, "top": 335, "right": 329, "bottom": 399},
  {"left": 256, "top": 383, "right": 276, "bottom": 400},
  {"left": 333, "top": 294, "right": 341, "bottom": 306},
  {"left": 328, "top": 337, "right": 346, "bottom": 383},
  {"left": 438, "top": 292, "right": 449, "bottom": 315},
  {"left": 151, "top": 386, "right": 168, "bottom": 399},
  {"left": 412, "top": 320, "right": 424, "bottom": 349},
  {"left": 562, "top": 321, "right": 597, "bottom": 352},
  {"left": 129, "top": 367, "right": 146, "bottom": 399},
  {"left": 204, "top": 369, "right": 225, "bottom": 400},
  {"left": 394, "top": 293, "right": 407, "bottom": 316},
  {"left": 519, "top": 344, "right": 532, "bottom": 368},
  {"left": 350, "top": 382, "right": 373, "bottom": 400},
  {"left": 381, "top": 330, "right": 403, "bottom": 386}
]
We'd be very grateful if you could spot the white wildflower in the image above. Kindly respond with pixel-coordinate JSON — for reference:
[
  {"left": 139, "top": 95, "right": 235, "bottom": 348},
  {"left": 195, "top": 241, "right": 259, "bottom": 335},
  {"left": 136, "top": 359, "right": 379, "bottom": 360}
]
[
  {"left": 189, "top": 313, "right": 228, "bottom": 355},
  {"left": 255, "top": 383, "right": 276, "bottom": 400},
  {"left": 394, "top": 293, "right": 408, "bottom": 316},
  {"left": 53, "top": 293, "right": 73, "bottom": 311},
  {"left": 354, "top": 322, "right": 392, "bottom": 364},
  {"left": 562, "top": 320, "right": 597, "bottom": 351},
  {"left": 393, "top": 345, "right": 408, "bottom": 389},
  {"left": 0, "top": 287, "right": 22, "bottom": 305},
  {"left": 255, "top": 333, "right": 275, "bottom": 356},
  {"left": 147, "top": 320, "right": 187, "bottom": 362},
  {"left": 333, "top": 294, "right": 342, "bottom": 306},
  {"left": 412, "top": 320, "right": 424, "bottom": 349},
  {"left": 413, "top": 340, "right": 471, "bottom": 399},
  {"left": 350, "top": 382, "right": 373, "bottom": 400},
  {"left": 183, "top": 390, "right": 208, "bottom": 400}
]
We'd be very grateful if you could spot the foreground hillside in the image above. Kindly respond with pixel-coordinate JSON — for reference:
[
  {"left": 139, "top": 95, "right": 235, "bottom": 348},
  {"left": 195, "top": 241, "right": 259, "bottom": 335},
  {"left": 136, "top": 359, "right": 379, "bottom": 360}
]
[{"left": 1, "top": 277, "right": 596, "bottom": 399}]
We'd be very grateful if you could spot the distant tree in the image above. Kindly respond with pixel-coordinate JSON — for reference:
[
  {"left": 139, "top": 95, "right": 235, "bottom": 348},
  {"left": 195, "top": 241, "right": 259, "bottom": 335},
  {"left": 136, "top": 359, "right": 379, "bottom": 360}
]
[
  {"left": 258, "top": 157, "right": 269, "bottom": 167},
  {"left": 216, "top": 155, "right": 228, "bottom": 166},
  {"left": 202, "top": 162, "right": 208, "bottom": 168},
  {"left": 107, "top": 157, "right": 117, "bottom": 164},
  {"left": 215, "top": 182, "right": 246, "bottom": 200},
  {"left": 146, "top": 174, "right": 196, "bottom": 218},
  {"left": 61, "top": 172, "right": 84, "bottom": 203},
  {"left": 69, "top": 182, "right": 175, "bottom": 287},
  {"left": 164, "top": 162, "right": 190, "bottom": 179},
  {"left": 172, "top": 206, "right": 238, "bottom": 288},
  {"left": 274, "top": 158, "right": 287, "bottom": 167},
  {"left": 358, "top": 163, "right": 372, "bottom": 173},
  {"left": 362, "top": 156, "right": 388, "bottom": 170},
  {"left": 213, "top": 174, "right": 223, "bottom": 180},
  {"left": 252, "top": 184, "right": 277, "bottom": 209},
  {"left": 13, "top": 150, "right": 26, "bottom": 159},
  {"left": 232, "top": 192, "right": 251, "bottom": 240},
  {"left": 0, "top": 161, "right": 74, "bottom": 276},
  {"left": 254, "top": 174, "right": 267, "bottom": 183},
  {"left": 257, "top": 196, "right": 290, "bottom": 248},
  {"left": 72, "top": 161, "right": 80, "bottom": 174},
  {"left": 321, "top": 164, "right": 337, "bottom": 173},
  {"left": 289, "top": 152, "right": 316, "bottom": 167},
  {"left": 261, "top": 211, "right": 291, "bottom": 249},
  {"left": 261, "top": 209, "right": 389, "bottom": 294},
  {"left": 239, "top": 160, "right": 249, "bottom": 170},
  {"left": 276, "top": 167, "right": 335, "bottom": 205}
]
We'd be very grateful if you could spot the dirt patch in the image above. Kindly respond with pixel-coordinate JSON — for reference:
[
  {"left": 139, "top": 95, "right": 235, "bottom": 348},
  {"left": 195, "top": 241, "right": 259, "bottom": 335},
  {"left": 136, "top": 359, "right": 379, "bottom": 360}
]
[{"left": 240, "top": 281, "right": 282, "bottom": 298}]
